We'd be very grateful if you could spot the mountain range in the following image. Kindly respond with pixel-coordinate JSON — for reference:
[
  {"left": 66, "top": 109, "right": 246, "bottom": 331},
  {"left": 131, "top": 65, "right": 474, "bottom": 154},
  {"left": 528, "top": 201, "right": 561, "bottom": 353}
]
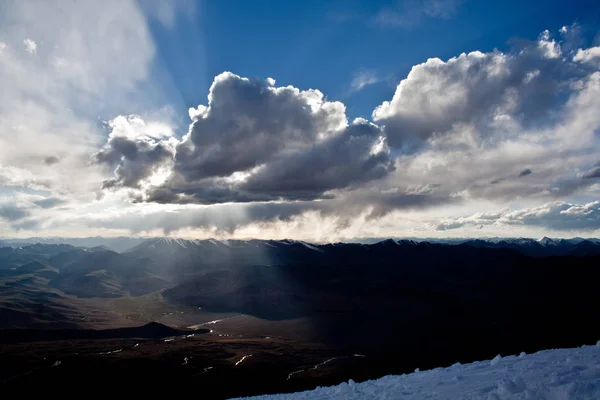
[
  {"left": 2, "top": 236, "right": 599, "bottom": 333},
  {"left": 1, "top": 236, "right": 599, "bottom": 398},
  {"left": 3, "top": 235, "right": 600, "bottom": 254}
]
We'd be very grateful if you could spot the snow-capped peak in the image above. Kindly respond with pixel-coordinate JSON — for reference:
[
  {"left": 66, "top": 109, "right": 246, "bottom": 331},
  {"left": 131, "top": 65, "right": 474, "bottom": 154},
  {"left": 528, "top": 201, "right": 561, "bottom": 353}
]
[{"left": 538, "top": 236, "right": 557, "bottom": 246}]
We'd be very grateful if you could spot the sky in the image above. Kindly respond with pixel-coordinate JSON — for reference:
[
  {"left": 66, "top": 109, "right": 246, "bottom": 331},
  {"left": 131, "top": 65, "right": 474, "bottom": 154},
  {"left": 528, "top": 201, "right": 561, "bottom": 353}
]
[{"left": 1, "top": 0, "right": 600, "bottom": 241}]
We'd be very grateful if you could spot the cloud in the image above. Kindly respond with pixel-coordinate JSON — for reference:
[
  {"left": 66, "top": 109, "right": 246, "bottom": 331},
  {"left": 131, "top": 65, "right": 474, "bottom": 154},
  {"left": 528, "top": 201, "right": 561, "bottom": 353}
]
[
  {"left": 178, "top": 72, "right": 347, "bottom": 181},
  {"left": 574, "top": 46, "right": 600, "bottom": 68},
  {"left": 573, "top": 46, "right": 600, "bottom": 63},
  {"left": 436, "top": 201, "right": 600, "bottom": 231},
  {"left": 0, "top": 165, "right": 53, "bottom": 190},
  {"left": 99, "top": 73, "right": 395, "bottom": 204},
  {"left": 31, "top": 197, "right": 67, "bottom": 209},
  {"left": 93, "top": 116, "right": 177, "bottom": 190},
  {"left": 537, "top": 30, "right": 562, "bottom": 59},
  {"left": 368, "top": 27, "right": 600, "bottom": 209},
  {"left": 489, "top": 169, "right": 532, "bottom": 185},
  {"left": 351, "top": 70, "right": 380, "bottom": 91},
  {"left": 374, "top": 0, "right": 464, "bottom": 29},
  {"left": 581, "top": 162, "right": 600, "bottom": 179},
  {"left": 233, "top": 120, "right": 393, "bottom": 201},
  {"left": 0, "top": 0, "right": 164, "bottom": 199},
  {"left": 0, "top": 0, "right": 197, "bottom": 237},
  {"left": 0, "top": 204, "right": 30, "bottom": 221},
  {"left": 372, "top": 30, "right": 582, "bottom": 150},
  {"left": 140, "top": 0, "right": 196, "bottom": 28},
  {"left": 519, "top": 169, "right": 532, "bottom": 177},
  {"left": 23, "top": 38, "right": 36, "bottom": 54},
  {"left": 43, "top": 156, "right": 60, "bottom": 166},
  {"left": 68, "top": 188, "right": 454, "bottom": 238}
]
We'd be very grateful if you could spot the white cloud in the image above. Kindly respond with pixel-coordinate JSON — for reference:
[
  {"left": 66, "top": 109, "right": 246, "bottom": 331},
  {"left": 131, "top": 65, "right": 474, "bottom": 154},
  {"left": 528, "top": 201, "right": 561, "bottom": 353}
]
[
  {"left": 107, "top": 115, "right": 175, "bottom": 140},
  {"left": 573, "top": 46, "right": 600, "bottom": 67},
  {"left": 372, "top": 44, "right": 571, "bottom": 149},
  {"left": 93, "top": 115, "right": 178, "bottom": 191},
  {"left": 436, "top": 201, "right": 600, "bottom": 232},
  {"left": 140, "top": 0, "right": 196, "bottom": 28},
  {"left": 23, "top": 38, "right": 36, "bottom": 54},
  {"left": 351, "top": 70, "right": 379, "bottom": 91},
  {"left": 537, "top": 31, "right": 562, "bottom": 59},
  {"left": 0, "top": 0, "right": 189, "bottom": 234}
]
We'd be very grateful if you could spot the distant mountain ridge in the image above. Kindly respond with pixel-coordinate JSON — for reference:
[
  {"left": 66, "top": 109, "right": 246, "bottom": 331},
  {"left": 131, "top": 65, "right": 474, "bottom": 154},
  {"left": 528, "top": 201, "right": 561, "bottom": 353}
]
[
  {"left": 3, "top": 235, "right": 599, "bottom": 255},
  {"left": 0, "top": 237, "right": 149, "bottom": 253},
  {"left": 457, "top": 237, "right": 600, "bottom": 256},
  {"left": 121, "top": 236, "right": 600, "bottom": 256}
]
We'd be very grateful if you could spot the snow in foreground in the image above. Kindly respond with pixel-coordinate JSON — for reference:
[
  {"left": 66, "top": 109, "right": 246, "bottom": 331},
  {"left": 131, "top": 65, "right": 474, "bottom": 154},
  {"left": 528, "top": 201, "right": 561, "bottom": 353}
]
[{"left": 235, "top": 343, "right": 600, "bottom": 400}]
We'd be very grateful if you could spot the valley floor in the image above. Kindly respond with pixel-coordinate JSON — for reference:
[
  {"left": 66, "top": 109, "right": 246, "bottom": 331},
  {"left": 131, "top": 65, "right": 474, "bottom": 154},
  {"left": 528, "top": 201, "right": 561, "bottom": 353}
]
[{"left": 236, "top": 343, "right": 600, "bottom": 400}]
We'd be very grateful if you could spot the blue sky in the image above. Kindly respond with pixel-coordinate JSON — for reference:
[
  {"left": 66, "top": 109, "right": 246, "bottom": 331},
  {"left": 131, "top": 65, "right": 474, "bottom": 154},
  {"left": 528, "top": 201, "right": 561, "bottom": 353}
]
[
  {"left": 2, "top": 0, "right": 600, "bottom": 240},
  {"left": 146, "top": 0, "right": 600, "bottom": 130}
]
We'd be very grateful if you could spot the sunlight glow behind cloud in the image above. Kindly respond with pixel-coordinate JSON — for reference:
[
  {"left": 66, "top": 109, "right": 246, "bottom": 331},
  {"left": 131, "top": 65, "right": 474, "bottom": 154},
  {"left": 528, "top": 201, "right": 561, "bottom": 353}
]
[{"left": 1, "top": 1, "right": 600, "bottom": 240}]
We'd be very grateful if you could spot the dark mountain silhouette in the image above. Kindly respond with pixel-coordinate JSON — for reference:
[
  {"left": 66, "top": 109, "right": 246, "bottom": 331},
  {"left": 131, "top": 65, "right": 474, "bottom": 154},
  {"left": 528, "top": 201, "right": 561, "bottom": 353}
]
[
  {"left": 49, "top": 249, "right": 170, "bottom": 297},
  {"left": 0, "top": 237, "right": 148, "bottom": 252},
  {"left": 0, "top": 321, "right": 205, "bottom": 343},
  {"left": 1, "top": 237, "right": 599, "bottom": 399},
  {"left": 459, "top": 237, "right": 600, "bottom": 256}
]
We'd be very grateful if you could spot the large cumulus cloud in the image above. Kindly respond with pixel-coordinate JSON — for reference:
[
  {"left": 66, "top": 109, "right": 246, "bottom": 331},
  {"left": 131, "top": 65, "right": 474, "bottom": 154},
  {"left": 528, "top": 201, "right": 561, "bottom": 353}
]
[
  {"left": 372, "top": 30, "right": 586, "bottom": 150},
  {"left": 178, "top": 72, "right": 347, "bottom": 180},
  {"left": 97, "top": 73, "right": 394, "bottom": 204},
  {"left": 369, "top": 27, "right": 600, "bottom": 211}
]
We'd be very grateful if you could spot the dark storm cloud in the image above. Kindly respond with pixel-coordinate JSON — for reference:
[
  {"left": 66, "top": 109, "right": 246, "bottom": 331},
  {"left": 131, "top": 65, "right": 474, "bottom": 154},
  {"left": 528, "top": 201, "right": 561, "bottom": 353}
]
[
  {"left": 175, "top": 72, "right": 347, "bottom": 181},
  {"left": 236, "top": 121, "right": 394, "bottom": 200},
  {"left": 126, "top": 73, "right": 394, "bottom": 204},
  {"left": 145, "top": 119, "right": 393, "bottom": 204}
]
